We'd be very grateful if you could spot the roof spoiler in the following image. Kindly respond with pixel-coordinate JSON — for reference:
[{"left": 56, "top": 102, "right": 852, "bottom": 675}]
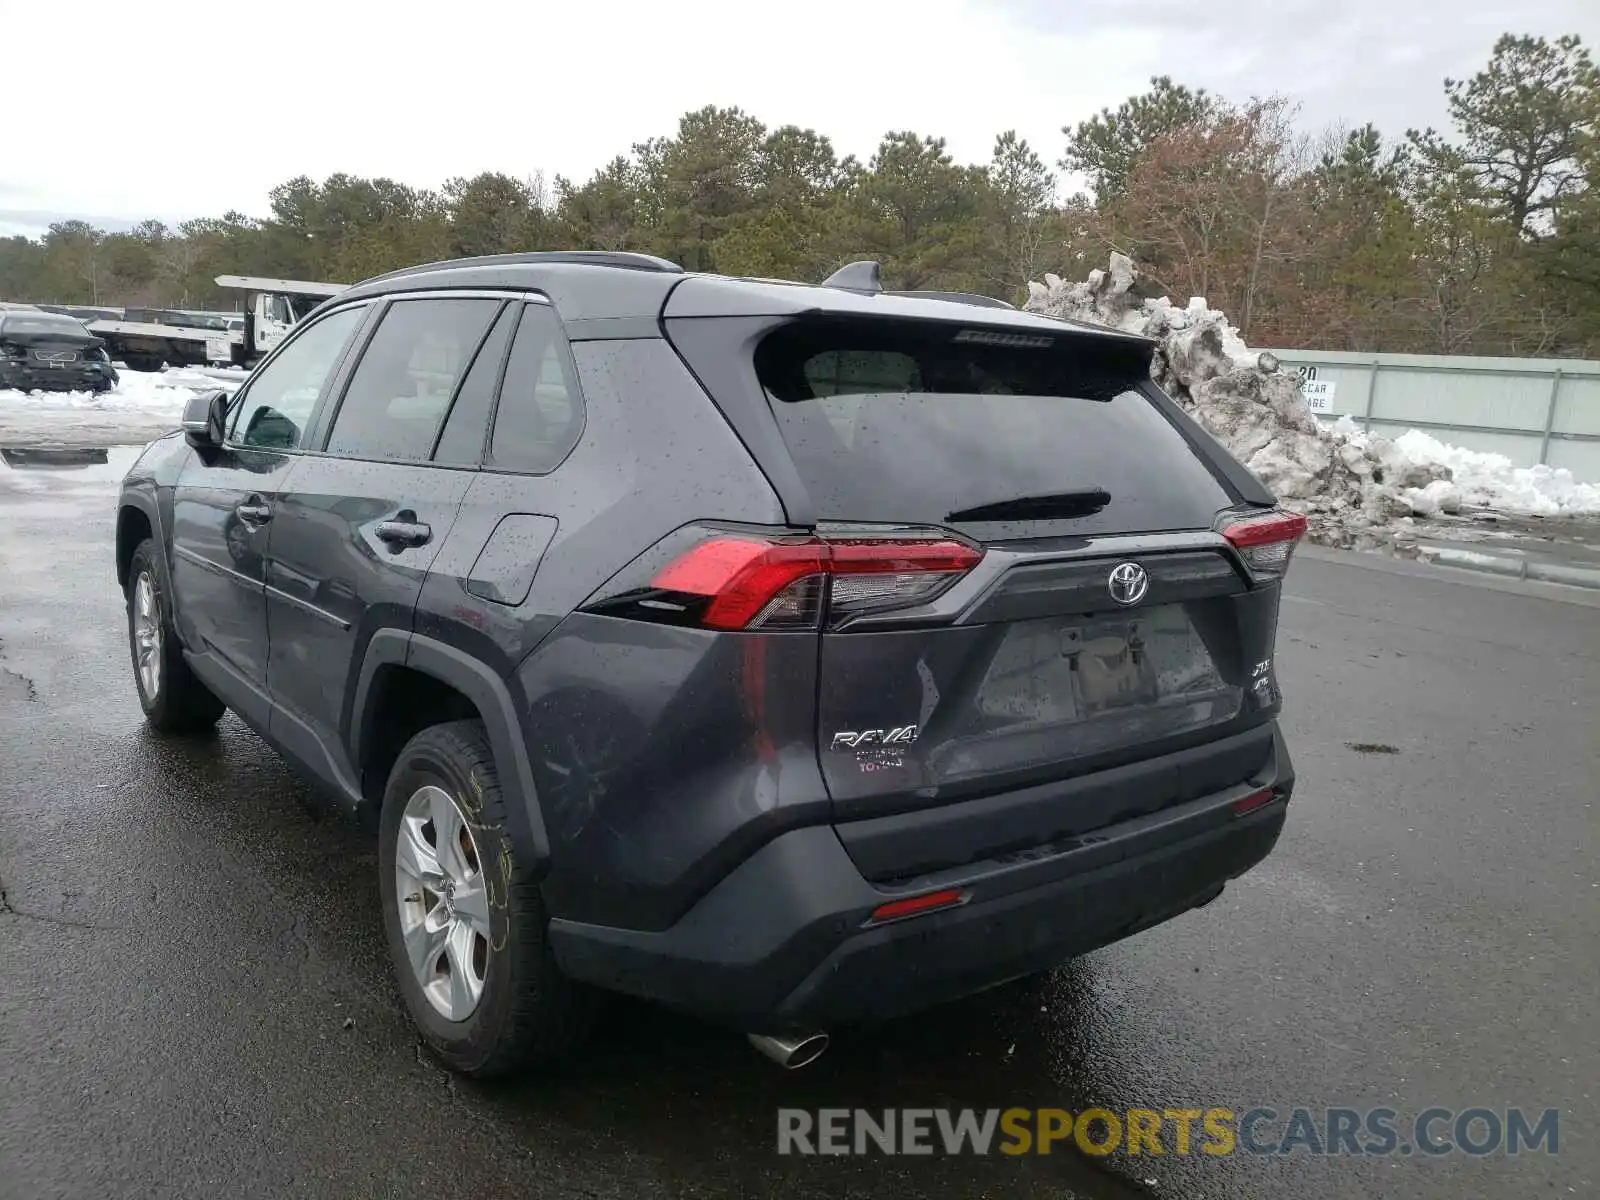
[
  {"left": 888, "top": 289, "right": 1016, "bottom": 310},
  {"left": 818, "top": 261, "right": 1016, "bottom": 311}
]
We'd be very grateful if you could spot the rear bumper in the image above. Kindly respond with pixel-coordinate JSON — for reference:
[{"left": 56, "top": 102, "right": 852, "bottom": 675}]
[{"left": 548, "top": 723, "right": 1293, "bottom": 1029}]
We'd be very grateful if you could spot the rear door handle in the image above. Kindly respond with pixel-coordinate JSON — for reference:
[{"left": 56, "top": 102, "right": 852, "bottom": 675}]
[
  {"left": 376, "top": 519, "right": 432, "bottom": 549},
  {"left": 234, "top": 499, "right": 272, "bottom": 525}
]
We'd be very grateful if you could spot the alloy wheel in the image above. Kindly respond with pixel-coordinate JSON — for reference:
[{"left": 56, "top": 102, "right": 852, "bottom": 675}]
[
  {"left": 132, "top": 571, "right": 162, "bottom": 698},
  {"left": 394, "top": 784, "right": 492, "bottom": 1021}
]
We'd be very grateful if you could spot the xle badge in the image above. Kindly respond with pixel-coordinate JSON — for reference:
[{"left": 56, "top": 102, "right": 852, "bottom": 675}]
[{"left": 830, "top": 726, "right": 920, "bottom": 775}]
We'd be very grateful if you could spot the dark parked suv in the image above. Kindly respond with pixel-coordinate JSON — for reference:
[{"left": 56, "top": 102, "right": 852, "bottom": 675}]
[{"left": 115, "top": 251, "right": 1301, "bottom": 1075}]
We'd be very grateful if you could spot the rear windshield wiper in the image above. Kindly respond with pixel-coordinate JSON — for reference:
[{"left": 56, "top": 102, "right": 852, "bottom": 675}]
[{"left": 946, "top": 489, "right": 1112, "bottom": 523}]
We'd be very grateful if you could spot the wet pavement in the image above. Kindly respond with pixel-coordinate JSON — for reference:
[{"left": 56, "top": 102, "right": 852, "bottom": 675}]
[
  {"left": 1, "top": 443, "right": 1596, "bottom": 1200},
  {"left": 1409, "top": 512, "right": 1600, "bottom": 590}
]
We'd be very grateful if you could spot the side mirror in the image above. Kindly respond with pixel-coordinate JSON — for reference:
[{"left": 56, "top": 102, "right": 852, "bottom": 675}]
[{"left": 182, "top": 389, "right": 231, "bottom": 448}]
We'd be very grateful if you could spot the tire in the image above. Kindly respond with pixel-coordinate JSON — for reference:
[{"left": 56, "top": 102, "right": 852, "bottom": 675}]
[
  {"left": 125, "top": 538, "right": 226, "bottom": 734},
  {"left": 378, "top": 719, "right": 596, "bottom": 1076}
]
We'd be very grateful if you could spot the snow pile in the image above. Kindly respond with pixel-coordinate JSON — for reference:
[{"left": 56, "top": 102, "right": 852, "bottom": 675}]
[
  {"left": 0, "top": 365, "right": 242, "bottom": 415},
  {"left": 0, "top": 366, "right": 244, "bottom": 446},
  {"left": 1331, "top": 418, "right": 1600, "bottom": 518},
  {"left": 1025, "top": 255, "right": 1600, "bottom": 548}
]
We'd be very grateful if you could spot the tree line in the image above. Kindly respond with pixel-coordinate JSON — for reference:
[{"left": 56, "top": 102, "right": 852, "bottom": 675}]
[{"left": 2, "top": 32, "right": 1595, "bottom": 357}]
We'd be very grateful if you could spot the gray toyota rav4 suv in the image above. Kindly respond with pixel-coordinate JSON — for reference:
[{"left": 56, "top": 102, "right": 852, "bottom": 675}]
[{"left": 115, "top": 251, "right": 1301, "bottom": 1075}]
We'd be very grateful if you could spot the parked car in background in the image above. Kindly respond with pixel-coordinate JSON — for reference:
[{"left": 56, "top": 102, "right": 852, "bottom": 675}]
[
  {"left": 0, "top": 309, "right": 118, "bottom": 392},
  {"left": 114, "top": 250, "right": 1302, "bottom": 1077}
]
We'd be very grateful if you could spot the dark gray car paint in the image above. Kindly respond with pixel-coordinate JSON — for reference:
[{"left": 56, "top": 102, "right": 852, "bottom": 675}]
[
  {"left": 116, "top": 255, "right": 1293, "bottom": 990},
  {"left": 263, "top": 455, "right": 473, "bottom": 760},
  {"left": 464, "top": 515, "right": 559, "bottom": 606},
  {"left": 120, "top": 284, "right": 789, "bottom": 890},
  {"left": 406, "top": 336, "right": 792, "bottom": 902},
  {"left": 661, "top": 274, "right": 1153, "bottom": 341},
  {"left": 167, "top": 445, "right": 296, "bottom": 689}
]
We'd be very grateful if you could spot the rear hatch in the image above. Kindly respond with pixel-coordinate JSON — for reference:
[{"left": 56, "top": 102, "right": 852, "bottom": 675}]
[{"left": 663, "top": 300, "right": 1299, "bottom": 880}]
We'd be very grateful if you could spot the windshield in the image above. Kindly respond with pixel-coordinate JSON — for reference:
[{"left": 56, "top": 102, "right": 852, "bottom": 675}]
[{"left": 754, "top": 320, "right": 1237, "bottom": 537}]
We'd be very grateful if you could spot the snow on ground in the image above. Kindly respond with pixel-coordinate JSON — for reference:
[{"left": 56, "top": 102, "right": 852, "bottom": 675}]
[
  {"left": 0, "top": 366, "right": 242, "bottom": 414},
  {"left": 0, "top": 366, "right": 243, "bottom": 448},
  {"left": 1424, "top": 547, "right": 1511, "bottom": 568},
  {"left": 1329, "top": 418, "right": 1600, "bottom": 519},
  {"left": 1026, "top": 256, "right": 1600, "bottom": 549}
]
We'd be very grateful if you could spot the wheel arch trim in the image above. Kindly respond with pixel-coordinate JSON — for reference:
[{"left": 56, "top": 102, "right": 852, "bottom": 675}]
[
  {"left": 116, "top": 493, "right": 166, "bottom": 590},
  {"left": 352, "top": 629, "right": 551, "bottom": 873}
]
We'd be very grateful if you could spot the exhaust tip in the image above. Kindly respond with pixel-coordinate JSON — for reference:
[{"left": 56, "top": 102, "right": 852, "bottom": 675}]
[{"left": 747, "top": 1031, "right": 830, "bottom": 1070}]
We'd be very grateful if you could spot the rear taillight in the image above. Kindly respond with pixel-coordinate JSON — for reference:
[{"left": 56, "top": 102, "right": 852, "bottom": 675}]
[
  {"left": 652, "top": 537, "right": 828, "bottom": 630},
  {"left": 1220, "top": 508, "right": 1307, "bottom": 578},
  {"left": 586, "top": 527, "right": 983, "bottom": 631}
]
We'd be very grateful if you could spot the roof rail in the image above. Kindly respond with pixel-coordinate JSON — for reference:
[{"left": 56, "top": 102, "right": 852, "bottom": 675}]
[
  {"left": 888, "top": 289, "right": 1016, "bottom": 310},
  {"left": 819, "top": 260, "right": 883, "bottom": 294},
  {"left": 359, "top": 250, "right": 684, "bottom": 286}
]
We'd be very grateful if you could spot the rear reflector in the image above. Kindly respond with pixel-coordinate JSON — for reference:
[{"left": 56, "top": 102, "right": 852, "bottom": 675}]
[
  {"left": 650, "top": 534, "right": 983, "bottom": 631},
  {"left": 1220, "top": 509, "right": 1308, "bottom": 578},
  {"left": 868, "top": 888, "right": 968, "bottom": 924},
  {"left": 1231, "top": 787, "right": 1276, "bottom": 816}
]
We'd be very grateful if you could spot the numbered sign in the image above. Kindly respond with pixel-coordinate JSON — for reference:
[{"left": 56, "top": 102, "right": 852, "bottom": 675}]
[{"left": 1295, "top": 366, "right": 1336, "bottom": 414}]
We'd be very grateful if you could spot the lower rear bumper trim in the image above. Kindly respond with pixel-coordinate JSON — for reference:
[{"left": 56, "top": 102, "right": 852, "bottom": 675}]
[{"left": 548, "top": 726, "right": 1293, "bottom": 1029}]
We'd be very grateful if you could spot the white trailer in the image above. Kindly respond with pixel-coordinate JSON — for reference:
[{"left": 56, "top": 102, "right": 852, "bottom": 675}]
[
  {"left": 82, "top": 275, "right": 349, "bottom": 371},
  {"left": 213, "top": 275, "right": 349, "bottom": 366}
]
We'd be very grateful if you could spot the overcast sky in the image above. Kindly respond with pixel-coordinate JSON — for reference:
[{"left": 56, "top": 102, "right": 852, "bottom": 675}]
[{"left": 2, "top": 0, "right": 1596, "bottom": 237}]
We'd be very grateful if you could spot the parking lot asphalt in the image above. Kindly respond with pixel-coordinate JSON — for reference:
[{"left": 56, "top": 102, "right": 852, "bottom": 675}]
[{"left": 1, "top": 445, "right": 1595, "bottom": 1200}]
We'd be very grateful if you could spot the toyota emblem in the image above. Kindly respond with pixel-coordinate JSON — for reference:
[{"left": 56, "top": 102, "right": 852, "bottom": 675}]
[{"left": 1107, "top": 562, "right": 1149, "bottom": 606}]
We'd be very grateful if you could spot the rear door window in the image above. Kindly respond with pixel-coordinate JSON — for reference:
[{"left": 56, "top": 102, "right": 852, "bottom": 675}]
[
  {"left": 754, "top": 321, "right": 1237, "bottom": 537},
  {"left": 433, "top": 302, "right": 517, "bottom": 466},
  {"left": 324, "top": 297, "right": 500, "bottom": 462}
]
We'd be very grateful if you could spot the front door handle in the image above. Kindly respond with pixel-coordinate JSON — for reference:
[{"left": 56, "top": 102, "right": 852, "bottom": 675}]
[
  {"left": 375, "top": 519, "right": 432, "bottom": 549},
  {"left": 234, "top": 499, "right": 272, "bottom": 525}
]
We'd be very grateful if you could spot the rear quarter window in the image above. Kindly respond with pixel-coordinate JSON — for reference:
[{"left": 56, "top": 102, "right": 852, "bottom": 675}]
[{"left": 486, "top": 303, "right": 586, "bottom": 475}]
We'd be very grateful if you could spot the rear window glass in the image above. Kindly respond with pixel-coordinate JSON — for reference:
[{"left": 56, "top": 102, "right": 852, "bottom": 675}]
[
  {"left": 4, "top": 314, "right": 86, "bottom": 336},
  {"left": 754, "top": 322, "right": 1236, "bottom": 536}
]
